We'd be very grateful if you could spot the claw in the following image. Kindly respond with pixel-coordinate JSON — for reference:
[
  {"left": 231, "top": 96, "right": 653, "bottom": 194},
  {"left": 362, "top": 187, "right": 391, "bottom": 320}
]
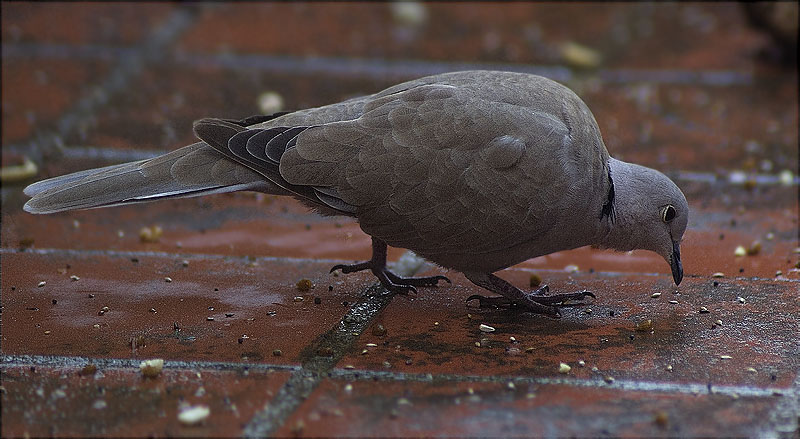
[{"left": 329, "top": 238, "right": 450, "bottom": 295}]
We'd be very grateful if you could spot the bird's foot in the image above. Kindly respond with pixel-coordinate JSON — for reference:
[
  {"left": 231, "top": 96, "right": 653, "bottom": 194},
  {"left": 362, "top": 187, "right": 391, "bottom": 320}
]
[
  {"left": 464, "top": 273, "right": 596, "bottom": 318},
  {"left": 329, "top": 238, "right": 450, "bottom": 295},
  {"left": 466, "top": 286, "right": 594, "bottom": 316},
  {"left": 330, "top": 261, "right": 450, "bottom": 295}
]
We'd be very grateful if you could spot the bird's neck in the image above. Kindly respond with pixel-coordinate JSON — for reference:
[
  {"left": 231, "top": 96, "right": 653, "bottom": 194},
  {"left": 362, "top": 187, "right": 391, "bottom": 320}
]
[{"left": 595, "top": 158, "right": 643, "bottom": 252}]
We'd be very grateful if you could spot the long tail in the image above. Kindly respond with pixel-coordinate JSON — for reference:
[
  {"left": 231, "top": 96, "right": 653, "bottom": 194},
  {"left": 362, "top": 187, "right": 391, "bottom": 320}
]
[{"left": 23, "top": 142, "right": 286, "bottom": 214}]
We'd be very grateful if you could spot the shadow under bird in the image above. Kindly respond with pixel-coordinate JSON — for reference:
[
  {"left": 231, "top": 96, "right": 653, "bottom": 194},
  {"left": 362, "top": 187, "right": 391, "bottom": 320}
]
[{"left": 24, "top": 70, "right": 688, "bottom": 317}]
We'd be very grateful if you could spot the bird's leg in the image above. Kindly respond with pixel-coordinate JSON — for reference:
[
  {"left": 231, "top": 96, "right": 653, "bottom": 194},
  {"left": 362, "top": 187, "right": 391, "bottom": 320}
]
[
  {"left": 330, "top": 237, "right": 450, "bottom": 294},
  {"left": 463, "top": 272, "right": 594, "bottom": 317}
]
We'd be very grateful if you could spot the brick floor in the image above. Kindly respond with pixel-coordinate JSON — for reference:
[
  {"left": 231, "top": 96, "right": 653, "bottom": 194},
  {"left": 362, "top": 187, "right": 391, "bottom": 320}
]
[{"left": 2, "top": 3, "right": 798, "bottom": 438}]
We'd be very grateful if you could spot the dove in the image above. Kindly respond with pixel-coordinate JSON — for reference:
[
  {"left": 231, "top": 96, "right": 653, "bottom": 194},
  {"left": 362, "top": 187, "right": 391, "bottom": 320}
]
[{"left": 23, "top": 70, "right": 688, "bottom": 317}]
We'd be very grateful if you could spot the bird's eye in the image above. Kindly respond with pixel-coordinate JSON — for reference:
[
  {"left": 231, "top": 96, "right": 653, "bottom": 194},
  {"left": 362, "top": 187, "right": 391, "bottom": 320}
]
[{"left": 662, "top": 205, "right": 676, "bottom": 223}]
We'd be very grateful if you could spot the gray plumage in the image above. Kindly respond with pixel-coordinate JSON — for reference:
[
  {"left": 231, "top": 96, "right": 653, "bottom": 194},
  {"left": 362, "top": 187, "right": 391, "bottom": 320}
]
[{"left": 24, "top": 71, "right": 688, "bottom": 317}]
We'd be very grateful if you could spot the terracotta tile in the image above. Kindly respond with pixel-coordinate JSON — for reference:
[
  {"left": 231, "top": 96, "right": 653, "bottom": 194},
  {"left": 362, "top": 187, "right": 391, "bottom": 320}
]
[
  {"left": 277, "top": 378, "right": 782, "bottom": 437},
  {"left": 179, "top": 3, "right": 765, "bottom": 70},
  {"left": 0, "top": 364, "right": 290, "bottom": 437},
  {"left": 1, "top": 251, "right": 371, "bottom": 364},
  {"left": 584, "top": 81, "right": 798, "bottom": 176},
  {"left": 1, "top": 3, "right": 175, "bottom": 46},
  {"left": 2, "top": 191, "right": 380, "bottom": 263},
  {"left": 1, "top": 59, "right": 111, "bottom": 145},
  {"left": 57, "top": 66, "right": 392, "bottom": 152},
  {"left": 339, "top": 269, "right": 799, "bottom": 388}
]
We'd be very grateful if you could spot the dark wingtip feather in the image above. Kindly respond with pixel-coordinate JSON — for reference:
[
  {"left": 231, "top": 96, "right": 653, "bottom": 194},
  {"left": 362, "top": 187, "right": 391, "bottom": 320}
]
[{"left": 192, "top": 118, "right": 245, "bottom": 150}]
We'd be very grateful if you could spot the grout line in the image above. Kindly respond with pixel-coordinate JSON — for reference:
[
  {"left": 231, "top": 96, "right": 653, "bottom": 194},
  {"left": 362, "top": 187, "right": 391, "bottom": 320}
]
[
  {"left": 241, "top": 284, "right": 395, "bottom": 437},
  {"left": 328, "top": 368, "right": 792, "bottom": 399},
  {"left": 2, "top": 353, "right": 791, "bottom": 401},
  {"left": 0, "top": 354, "right": 299, "bottom": 374},
  {"left": 2, "top": 41, "right": 755, "bottom": 87},
  {"left": 3, "top": 246, "right": 798, "bottom": 284},
  {"left": 0, "top": 246, "right": 347, "bottom": 267},
  {"left": 2, "top": 9, "right": 199, "bottom": 163},
  {"left": 759, "top": 370, "right": 800, "bottom": 438}
]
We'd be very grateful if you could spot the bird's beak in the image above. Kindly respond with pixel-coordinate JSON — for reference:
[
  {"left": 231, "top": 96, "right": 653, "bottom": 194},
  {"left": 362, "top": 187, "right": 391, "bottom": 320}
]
[{"left": 670, "top": 240, "right": 683, "bottom": 285}]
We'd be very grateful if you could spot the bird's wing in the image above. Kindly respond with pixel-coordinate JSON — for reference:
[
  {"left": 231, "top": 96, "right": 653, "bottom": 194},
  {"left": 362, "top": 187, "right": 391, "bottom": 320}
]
[{"left": 280, "top": 77, "right": 606, "bottom": 259}]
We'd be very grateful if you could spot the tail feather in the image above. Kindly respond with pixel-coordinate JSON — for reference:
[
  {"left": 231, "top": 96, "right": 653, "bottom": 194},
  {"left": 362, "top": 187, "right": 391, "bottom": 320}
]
[{"left": 23, "top": 142, "right": 283, "bottom": 214}]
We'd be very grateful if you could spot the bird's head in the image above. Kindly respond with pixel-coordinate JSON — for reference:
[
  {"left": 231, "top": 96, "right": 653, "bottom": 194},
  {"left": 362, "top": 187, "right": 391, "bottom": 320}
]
[{"left": 603, "top": 158, "right": 688, "bottom": 285}]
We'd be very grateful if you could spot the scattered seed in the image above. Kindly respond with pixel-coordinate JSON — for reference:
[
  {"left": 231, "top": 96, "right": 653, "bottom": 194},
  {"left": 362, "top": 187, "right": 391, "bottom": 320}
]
[
  {"left": 591, "top": 366, "right": 599, "bottom": 372},
  {"left": 272, "top": 349, "right": 282, "bottom": 356},
  {"left": 746, "top": 367, "right": 757, "bottom": 373},
  {"left": 578, "top": 360, "right": 586, "bottom": 367},
  {"left": 93, "top": 324, "right": 100, "bottom": 329},
  {"left": 669, "top": 300, "right": 679, "bottom": 304},
  {"left": 604, "top": 375, "right": 615, "bottom": 384},
  {"left": 479, "top": 324, "right": 495, "bottom": 333},
  {"left": 734, "top": 245, "right": 746, "bottom": 257},
  {"left": 140, "top": 359, "right": 164, "bottom": 378},
  {"left": 654, "top": 411, "right": 669, "bottom": 428},
  {"left": 79, "top": 364, "right": 97, "bottom": 376},
  {"left": 666, "top": 365, "right": 673, "bottom": 372},
  {"left": 178, "top": 405, "right": 210, "bottom": 425},
  {"left": 564, "top": 264, "right": 579, "bottom": 273},
  {"left": 43, "top": 330, "right": 51, "bottom": 335},
  {"left": 558, "top": 363, "right": 571, "bottom": 374},
  {"left": 776, "top": 270, "right": 783, "bottom": 277},
  {"left": 139, "top": 225, "right": 163, "bottom": 243},
  {"left": 372, "top": 323, "right": 387, "bottom": 337},
  {"left": 225, "top": 313, "right": 234, "bottom": 317},
  {"left": 37, "top": 281, "right": 46, "bottom": 288},
  {"left": 366, "top": 343, "right": 378, "bottom": 347},
  {"left": 584, "top": 308, "right": 592, "bottom": 314},
  {"left": 70, "top": 275, "right": 80, "bottom": 281},
  {"left": 344, "top": 383, "right": 353, "bottom": 393},
  {"left": 699, "top": 306, "right": 710, "bottom": 314},
  {"left": 525, "top": 347, "right": 535, "bottom": 353},
  {"left": 149, "top": 308, "right": 157, "bottom": 313},
  {"left": 506, "top": 381, "right": 516, "bottom": 390},
  {"left": 293, "top": 296, "right": 304, "bottom": 302},
  {"left": 296, "top": 279, "right": 313, "bottom": 291},
  {"left": 206, "top": 316, "right": 214, "bottom": 321},
  {"left": 720, "top": 355, "right": 732, "bottom": 360},
  {"left": 711, "top": 272, "right": 724, "bottom": 278},
  {"left": 746, "top": 241, "right": 761, "bottom": 256},
  {"left": 181, "top": 260, "right": 189, "bottom": 267},
  {"left": 509, "top": 336, "right": 516, "bottom": 342},
  {"left": 635, "top": 319, "right": 654, "bottom": 332},
  {"left": 715, "top": 319, "right": 723, "bottom": 326},
  {"left": 651, "top": 292, "right": 662, "bottom": 298}
]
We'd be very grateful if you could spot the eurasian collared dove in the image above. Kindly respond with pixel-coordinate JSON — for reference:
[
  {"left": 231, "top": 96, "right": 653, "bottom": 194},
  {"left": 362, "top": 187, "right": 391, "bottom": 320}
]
[{"left": 24, "top": 70, "right": 688, "bottom": 317}]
